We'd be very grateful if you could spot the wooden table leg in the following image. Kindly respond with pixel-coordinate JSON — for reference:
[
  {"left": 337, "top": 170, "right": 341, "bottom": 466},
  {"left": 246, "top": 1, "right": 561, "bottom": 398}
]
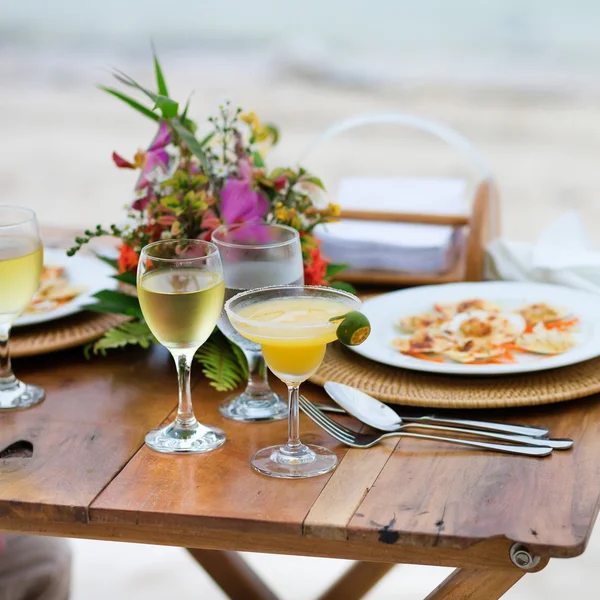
[
  {"left": 317, "top": 561, "right": 396, "bottom": 600},
  {"left": 187, "top": 549, "right": 279, "bottom": 600},
  {"left": 424, "top": 567, "right": 525, "bottom": 600}
]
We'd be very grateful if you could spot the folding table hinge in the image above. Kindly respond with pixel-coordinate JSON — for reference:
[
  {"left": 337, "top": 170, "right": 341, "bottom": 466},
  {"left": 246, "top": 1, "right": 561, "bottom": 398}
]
[{"left": 509, "top": 543, "right": 541, "bottom": 570}]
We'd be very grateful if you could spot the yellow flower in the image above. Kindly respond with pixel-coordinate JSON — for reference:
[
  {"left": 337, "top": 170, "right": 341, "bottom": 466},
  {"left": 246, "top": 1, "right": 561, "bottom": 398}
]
[
  {"left": 328, "top": 203, "right": 341, "bottom": 217},
  {"left": 240, "top": 111, "right": 260, "bottom": 130},
  {"left": 275, "top": 207, "right": 289, "bottom": 221}
]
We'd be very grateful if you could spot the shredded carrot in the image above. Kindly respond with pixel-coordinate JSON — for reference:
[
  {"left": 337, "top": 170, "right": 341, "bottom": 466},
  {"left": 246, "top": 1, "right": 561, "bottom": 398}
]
[
  {"left": 404, "top": 352, "right": 445, "bottom": 363},
  {"left": 498, "top": 343, "right": 528, "bottom": 352},
  {"left": 524, "top": 323, "right": 535, "bottom": 333},
  {"left": 546, "top": 318, "right": 579, "bottom": 330}
]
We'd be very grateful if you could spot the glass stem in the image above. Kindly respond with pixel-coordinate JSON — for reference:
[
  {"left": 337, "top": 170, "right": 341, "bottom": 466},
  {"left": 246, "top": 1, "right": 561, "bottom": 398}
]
[
  {"left": 243, "top": 349, "right": 271, "bottom": 398},
  {"left": 172, "top": 349, "right": 198, "bottom": 428},
  {"left": 283, "top": 385, "right": 303, "bottom": 455},
  {"left": 0, "top": 324, "right": 16, "bottom": 389}
]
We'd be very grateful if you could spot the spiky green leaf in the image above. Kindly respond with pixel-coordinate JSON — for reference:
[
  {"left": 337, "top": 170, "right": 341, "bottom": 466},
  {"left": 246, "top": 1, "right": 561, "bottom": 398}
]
[
  {"left": 171, "top": 119, "right": 210, "bottom": 171},
  {"left": 98, "top": 86, "right": 160, "bottom": 122},
  {"left": 153, "top": 95, "right": 179, "bottom": 119},
  {"left": 85, "top": 321, "right": 156, "bottom": 358},
  {"left": 195, "top": 329, "right": 247, "bottom": 391},
  {"left": 153, "top": 51, "right": 169, "bottom": 96}
]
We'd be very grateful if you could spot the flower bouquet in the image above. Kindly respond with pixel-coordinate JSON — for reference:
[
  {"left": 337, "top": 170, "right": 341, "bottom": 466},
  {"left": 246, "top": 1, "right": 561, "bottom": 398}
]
[{"left": 68, "top": 52, "right": 350, "bottom": 391}]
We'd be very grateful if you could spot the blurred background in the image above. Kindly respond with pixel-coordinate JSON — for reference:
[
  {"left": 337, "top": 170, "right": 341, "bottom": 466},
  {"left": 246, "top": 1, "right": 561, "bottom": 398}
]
[{"left": 2, "top": 0, "right": 599, "bottom": 597}]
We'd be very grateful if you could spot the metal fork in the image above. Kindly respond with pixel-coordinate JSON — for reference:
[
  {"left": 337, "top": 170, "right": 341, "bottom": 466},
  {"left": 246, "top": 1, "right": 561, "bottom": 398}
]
[
  {"left": 299, "top": 397, "right": 553, "bottom": 457},
  {"left": 311, "top": 403, "right": 571, "bottom": 450}
]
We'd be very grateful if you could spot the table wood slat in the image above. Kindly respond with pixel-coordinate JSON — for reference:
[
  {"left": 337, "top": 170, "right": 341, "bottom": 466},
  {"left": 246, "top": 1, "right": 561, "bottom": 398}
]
[
  {"left": 346, "top": 395, "right": 600, "bottom": 558},
  {"left": 0, "top": 346, "right": 179, "bottom": 524},
  {"left": 90, "top": 381, "right": 350, "bottom": 536}
]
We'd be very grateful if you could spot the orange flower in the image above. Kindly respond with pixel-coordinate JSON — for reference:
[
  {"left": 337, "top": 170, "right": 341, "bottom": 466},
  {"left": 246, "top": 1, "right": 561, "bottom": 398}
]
[
  {"left": 117, "top": 243, "right": 139, "bottom": 274},
  {"left": 303, "top": 246, "right": 328, "bottom": 286}
]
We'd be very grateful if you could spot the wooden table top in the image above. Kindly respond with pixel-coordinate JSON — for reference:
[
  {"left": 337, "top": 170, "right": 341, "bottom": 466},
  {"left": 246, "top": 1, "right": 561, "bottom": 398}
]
[{"left": 1, "top": 341, "right": 600, "bottom": 571}]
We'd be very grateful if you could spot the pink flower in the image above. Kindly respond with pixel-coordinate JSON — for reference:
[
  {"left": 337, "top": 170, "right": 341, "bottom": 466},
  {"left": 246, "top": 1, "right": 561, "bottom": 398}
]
[
  {"left": 221, "top": 158, "right": 268, "bottom": 224},
  {"left": 133, "top": 123, "right": 172, "bottom": 211}
]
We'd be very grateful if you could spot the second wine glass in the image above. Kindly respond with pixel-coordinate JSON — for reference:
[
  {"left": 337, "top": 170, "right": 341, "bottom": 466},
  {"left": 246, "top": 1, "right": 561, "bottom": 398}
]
[
  {"left": 137, "top": 239, "right": 226, "bottom": 454},
  {"left": 212, "top": 223, "right": 304, "bottom": 422}
]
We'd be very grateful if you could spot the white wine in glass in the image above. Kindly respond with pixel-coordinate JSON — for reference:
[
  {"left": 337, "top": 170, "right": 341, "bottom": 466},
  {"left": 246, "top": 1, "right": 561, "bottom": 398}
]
[
  {"left": 0, "top": 206, "right": 45, "bottom": 410},
  {"left": 137, "top": 239, "right": 226, "bottom": 454}
]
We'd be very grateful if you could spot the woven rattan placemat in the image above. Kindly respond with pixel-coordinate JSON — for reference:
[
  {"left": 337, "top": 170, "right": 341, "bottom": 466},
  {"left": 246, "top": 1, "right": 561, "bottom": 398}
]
[
  {"left": 310, "top": 343, "right": 600, "bottom": 409},
  {"left": 11, "top": 312, "right": 128, "bottom": 358}
]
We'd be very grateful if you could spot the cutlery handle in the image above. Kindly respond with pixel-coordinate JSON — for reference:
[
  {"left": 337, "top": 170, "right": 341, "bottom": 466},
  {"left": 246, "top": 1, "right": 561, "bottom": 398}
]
[
  {"left": 382, "top": 432, "right": 552, "bottom": 456},
  {"left": 406, "top": 416, "right": 549, "bottom": 438},
  {"left": 314, "top": 403, "right": 550, "bottom": 438},
  {"left": 404, "top": 423, "right": 572, "bottom": 450}
]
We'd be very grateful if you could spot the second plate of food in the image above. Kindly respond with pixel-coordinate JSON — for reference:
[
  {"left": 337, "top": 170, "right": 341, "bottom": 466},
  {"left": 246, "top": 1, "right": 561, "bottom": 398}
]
[{"left": 351, "top": 281, "right": 600, "bottom": 375}]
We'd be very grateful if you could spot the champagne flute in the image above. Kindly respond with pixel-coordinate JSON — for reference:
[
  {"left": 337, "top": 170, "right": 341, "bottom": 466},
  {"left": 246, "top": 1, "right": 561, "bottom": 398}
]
[
  {"left": 226, "top": 285, "right": 361, "bottom": 478},
  {"left": 0, "top": 206, "right": 45, "bottom": 410},
  {"left": 212, "top": 223, "right": 303, "bottom": 422},
  {"left": 137, "top": 239, "right": 226, "bottom": 453}
]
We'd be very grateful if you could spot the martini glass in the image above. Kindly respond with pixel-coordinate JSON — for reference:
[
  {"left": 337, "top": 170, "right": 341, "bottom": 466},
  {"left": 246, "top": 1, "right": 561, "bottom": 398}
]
[
  {"left": 137, "top": 239, "right": 226, "bottom": 454},
  {"left": 212, "top": 223, "right": 303, "bottom": 423},
  {"left": 226, "top": 285, "right": 361, "bottom": 478}
]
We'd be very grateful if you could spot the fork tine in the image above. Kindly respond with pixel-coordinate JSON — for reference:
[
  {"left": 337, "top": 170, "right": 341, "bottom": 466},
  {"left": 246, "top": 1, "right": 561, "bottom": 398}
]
[
  {"left": 299, "top": 398, "right": 355, "bottom": 441},
  {"left": 299, "top": 399, "right": 351, "bottom": 438},
  {"left": 300, "top": 397, "right": 358, "bottom": 443},
  {"left": 301, "top": 405, "right": 350, "bottom": 442}
]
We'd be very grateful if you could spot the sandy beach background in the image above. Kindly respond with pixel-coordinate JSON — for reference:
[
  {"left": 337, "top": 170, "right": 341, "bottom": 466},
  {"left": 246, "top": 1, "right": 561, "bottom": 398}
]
[{"left": 2, "top": 1, "right": 600, "bottom": 597}]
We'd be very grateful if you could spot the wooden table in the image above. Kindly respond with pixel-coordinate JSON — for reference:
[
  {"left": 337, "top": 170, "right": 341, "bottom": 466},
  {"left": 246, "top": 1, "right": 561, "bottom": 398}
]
[{"left": 1, "top": 342, "right": 600, "bottom": 600}]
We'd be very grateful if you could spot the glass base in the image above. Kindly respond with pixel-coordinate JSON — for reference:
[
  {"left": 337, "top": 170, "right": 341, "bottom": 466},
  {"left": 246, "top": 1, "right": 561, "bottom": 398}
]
[
  {"left": 145, "top": 420, "right": 226, "bottom": 454},
  {"left": 219, "top": 391, "right": 287, "bottom": 422},
  {"left": 251, "top": 444, "right": 338, "bottom": 479},
  {"left": 0, "top": 380, "right": 45, "bottom": 411}
]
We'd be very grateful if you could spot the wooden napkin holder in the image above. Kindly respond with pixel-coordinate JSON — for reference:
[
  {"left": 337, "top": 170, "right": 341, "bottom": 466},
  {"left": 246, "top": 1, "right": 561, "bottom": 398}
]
[{"left": 331, "top": 179, "right": 499, "bottom": 287}]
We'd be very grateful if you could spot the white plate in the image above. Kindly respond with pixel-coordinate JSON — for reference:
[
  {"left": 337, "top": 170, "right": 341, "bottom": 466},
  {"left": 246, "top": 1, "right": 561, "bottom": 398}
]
[
  {"left": 14, "top": 248, "right": 118, "bottom": 328},
  {"left": 350, "top": 281, "right": 600, "bottom": 375}
]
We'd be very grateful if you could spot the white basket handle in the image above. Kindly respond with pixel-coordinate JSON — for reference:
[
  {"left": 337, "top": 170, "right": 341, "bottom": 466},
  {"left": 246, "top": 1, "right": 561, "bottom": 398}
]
[{"left": 297, "top": 111, "right": 493, "bottom": 182}]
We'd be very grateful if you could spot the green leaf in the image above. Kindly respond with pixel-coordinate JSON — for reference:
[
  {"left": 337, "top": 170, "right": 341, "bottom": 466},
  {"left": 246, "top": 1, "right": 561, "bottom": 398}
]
[
  {"left": 198, "top": 131, "right": 215, "bottom": 147},
  {"left": 112, "top": 271, "right": 137, "bottom": 286},
  {"left": 112, "top": 70, "right": 160, "bottom": 104},
  {"left": 98, "top": 86, "right": 160, "bottom": 122},
  {"left": 252, "top": 151, "right": 265, "bottom": 168},
  {"left": 171, "top": 119, "right": 210, "bottom": 172},
  {"left": 326, "top": 263, "right": 349, "bottom": 279},
  {"left": 227, "top": 339, "right": 249, "bottom": 381},
  {"left": 85, "top": 320, "right": 156, "bottom": 358},
  {"left": 302, "top": 176, "right": 326, "bottom": 191},
  {"left": 264, "top": 124, "right": 279, "bottom": 145},
  {"left": 94, "top": 254, "right": 119, "bottom": 271},
  {"left": 153, "top": 51, "right": 169, "bottom": 96},
  {"left": 153, "top": 95, "right": 179, "bottom": 119},
  {"left": 195, "top": 329, "right": 248, "bottom": 392},
  {"left": 329, "top": 280, "right": 357, "bottom": 294},
  {"left": 87, "top": 289, "right": 143, "bottom": 319},
  {"left": 181, "top": 93, "right": 194, "bottom": 121}
]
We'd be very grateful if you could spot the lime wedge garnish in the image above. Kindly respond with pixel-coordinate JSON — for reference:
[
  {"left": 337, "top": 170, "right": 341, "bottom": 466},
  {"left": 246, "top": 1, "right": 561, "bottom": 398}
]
[{"left": 330, "top": 311, "right": 371, "bottom": 346}]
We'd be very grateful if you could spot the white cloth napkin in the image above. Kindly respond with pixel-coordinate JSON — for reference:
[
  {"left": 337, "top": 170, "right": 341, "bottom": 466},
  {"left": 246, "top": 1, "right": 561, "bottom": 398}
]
[
  {"left": 314, "top": 177, "right": 467, "bottom": 273},
  {"left": 486, "top": 211, "right": 600, "bottom": 294}
]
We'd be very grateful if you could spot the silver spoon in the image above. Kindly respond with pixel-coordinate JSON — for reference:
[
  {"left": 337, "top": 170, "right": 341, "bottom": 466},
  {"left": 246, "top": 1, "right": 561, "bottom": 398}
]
[{"left": 323, "top": 382, "right": 572, "bottom": 450}]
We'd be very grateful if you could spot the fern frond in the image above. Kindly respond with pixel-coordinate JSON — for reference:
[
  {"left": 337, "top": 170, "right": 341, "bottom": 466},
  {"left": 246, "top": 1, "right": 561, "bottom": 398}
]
[
  {"left": 85, "top": 320, "right": 156, "bottom": 358},
  {"left": 195, "top": 329, "right": 248, "bottom": 392}
]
